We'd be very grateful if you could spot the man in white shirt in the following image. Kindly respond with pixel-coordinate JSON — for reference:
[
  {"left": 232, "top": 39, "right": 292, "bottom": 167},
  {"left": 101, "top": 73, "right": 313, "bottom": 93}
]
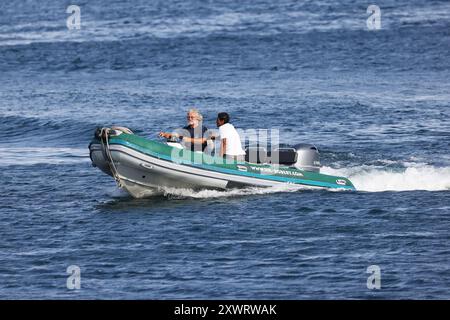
[{"left": 216, "top": 112, "right": 246, "bottom": 161}]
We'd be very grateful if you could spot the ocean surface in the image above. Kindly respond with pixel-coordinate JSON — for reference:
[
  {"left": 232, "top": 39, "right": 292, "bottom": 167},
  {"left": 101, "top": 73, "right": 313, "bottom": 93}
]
[{"left": 0, "top": 0, "right": 449, "bottom": 299}]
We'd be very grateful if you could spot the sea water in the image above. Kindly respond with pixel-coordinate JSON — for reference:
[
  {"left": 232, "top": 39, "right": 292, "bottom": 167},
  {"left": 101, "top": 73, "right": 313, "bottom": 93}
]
[{"left": 0, "top": 0, "right": 449, "bottom": 299}]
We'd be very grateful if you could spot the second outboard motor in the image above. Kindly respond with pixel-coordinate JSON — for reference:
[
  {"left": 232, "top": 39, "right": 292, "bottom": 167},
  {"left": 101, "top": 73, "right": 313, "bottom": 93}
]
[{"left": 294, "top": 144, "right": 321, "bottom": 172}]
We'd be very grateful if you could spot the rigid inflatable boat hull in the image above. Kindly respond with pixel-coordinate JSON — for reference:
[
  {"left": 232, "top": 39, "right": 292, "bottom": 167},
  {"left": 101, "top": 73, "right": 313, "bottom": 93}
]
[
  {"left": 89, "top": 132, "right": 355, "bottom": 198},
  {"left": 90, "top": 143, "right": 293, "bottom": 198}
]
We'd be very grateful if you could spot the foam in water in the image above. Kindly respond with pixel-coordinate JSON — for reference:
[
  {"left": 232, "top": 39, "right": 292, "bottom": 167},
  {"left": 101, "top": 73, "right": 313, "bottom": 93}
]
[
  {"left": 110, "top": 162, "right": 450, "bottom": 198},
  {"left": 157, "top": 184, "right": 307, "bottom": 199},
  {"left": 322, "top": 164, "right": 450, "bottom": 192},
  {"left": 107, "top": 187, "right": 133, "bottom": 198},
  {"left": 0, "top": 147, "right": 89, "bottom": 166}
]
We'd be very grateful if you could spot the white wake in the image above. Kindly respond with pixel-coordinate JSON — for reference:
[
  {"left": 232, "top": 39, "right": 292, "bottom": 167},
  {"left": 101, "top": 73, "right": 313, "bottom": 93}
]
[
  {"left": 157, "top": 184, "right": 307, "bottom": 199},
  {"left": 322, "top": 164, "right": 450, "bottom": 192}
]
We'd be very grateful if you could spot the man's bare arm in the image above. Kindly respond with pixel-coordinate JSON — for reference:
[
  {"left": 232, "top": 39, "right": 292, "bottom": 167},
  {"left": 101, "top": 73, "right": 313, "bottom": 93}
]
[
  {"left": 182, "top": 137, "right": 207, "bottom": 144},
  {"left": 220, "top": 138, "right": 227, "bottom": 157}
]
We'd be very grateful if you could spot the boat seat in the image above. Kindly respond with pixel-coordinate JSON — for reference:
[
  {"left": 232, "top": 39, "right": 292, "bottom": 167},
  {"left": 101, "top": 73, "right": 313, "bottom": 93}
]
[
  {"left": 245, "top": 146, "right": 268, "bottom": 164},
  {"left": 268, "top": 148, "right": 297, "bottom": 166}
]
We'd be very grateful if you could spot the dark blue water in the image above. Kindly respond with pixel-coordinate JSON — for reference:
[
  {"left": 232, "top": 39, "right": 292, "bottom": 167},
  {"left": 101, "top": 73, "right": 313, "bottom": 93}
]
[{"left": 0, "top": 0, "right": 449, "bottom": 299}]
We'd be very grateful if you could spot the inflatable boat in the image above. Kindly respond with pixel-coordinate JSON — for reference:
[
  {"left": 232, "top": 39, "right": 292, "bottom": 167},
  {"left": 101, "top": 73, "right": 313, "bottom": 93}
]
[{"left": 89, "top": 127, "right": 355, "bottom": 198}]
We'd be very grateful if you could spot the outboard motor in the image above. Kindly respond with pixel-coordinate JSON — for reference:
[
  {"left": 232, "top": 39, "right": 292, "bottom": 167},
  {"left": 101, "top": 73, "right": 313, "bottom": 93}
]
[{"left": 293, "top": 144, "right": 321, "bottom": 172}]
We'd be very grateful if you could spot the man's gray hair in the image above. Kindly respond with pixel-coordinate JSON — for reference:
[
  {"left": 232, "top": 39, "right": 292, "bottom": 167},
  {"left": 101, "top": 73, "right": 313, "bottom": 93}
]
[{"left": 187, "top": 108, "right": 203, "bottom": 121}]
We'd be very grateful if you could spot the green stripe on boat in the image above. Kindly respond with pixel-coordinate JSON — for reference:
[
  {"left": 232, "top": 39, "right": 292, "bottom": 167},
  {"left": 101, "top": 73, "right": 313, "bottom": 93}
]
[{"left": 102, "top": 133, "right": 355, "bottom": 190}]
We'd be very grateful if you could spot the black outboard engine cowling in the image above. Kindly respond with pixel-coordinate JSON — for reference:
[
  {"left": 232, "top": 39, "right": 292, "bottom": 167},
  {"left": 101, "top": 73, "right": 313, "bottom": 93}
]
[
  {"left": 244, "top": 143, "right": 321, "bottom": 172},
  {"left": 269, "top": 147, "right": 298, "bottom": 166},
  {"left": 293, "top": 143, "right": 321, "bottom": 172},
  {"left": 245, "top": 145, "right": 298, "bottom": 166}
]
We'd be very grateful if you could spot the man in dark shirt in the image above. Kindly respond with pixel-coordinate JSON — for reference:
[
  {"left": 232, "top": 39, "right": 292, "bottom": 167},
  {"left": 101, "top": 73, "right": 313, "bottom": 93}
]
[{"left": 159, "top": 109, "right": 210, "bottom": 152}]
